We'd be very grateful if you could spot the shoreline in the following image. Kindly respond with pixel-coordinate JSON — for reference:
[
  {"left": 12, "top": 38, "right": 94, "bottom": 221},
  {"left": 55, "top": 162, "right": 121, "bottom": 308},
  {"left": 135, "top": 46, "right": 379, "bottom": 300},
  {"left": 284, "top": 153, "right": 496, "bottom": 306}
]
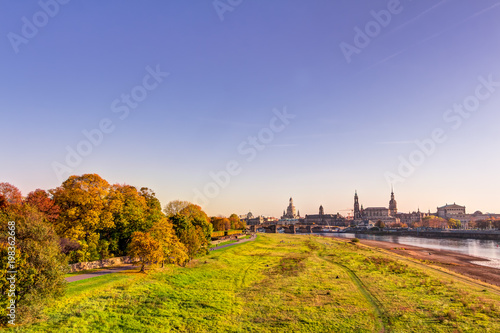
[{"left": 326, "top": 235, "right": 500, "bottom": 287}]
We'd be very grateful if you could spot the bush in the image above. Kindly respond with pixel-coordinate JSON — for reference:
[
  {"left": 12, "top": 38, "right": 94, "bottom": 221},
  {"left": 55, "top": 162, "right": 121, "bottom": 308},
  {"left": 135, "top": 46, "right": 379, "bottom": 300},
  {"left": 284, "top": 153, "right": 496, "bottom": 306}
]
[
  {"left": 351, "top": 238, "right": 360, "bottom": 243},
  {"left": 0, "top": 204, "right": 66, "bottom": 325}
]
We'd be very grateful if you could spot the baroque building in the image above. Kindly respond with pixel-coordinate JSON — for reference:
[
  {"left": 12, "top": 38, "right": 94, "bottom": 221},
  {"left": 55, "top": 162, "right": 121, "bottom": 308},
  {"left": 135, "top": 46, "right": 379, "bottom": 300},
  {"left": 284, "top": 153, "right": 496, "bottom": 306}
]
[
  {"left": 354, "top": 189, "right": 433, "bottom": 227},
  {"left": 305, "top": 205, "right": 347, "bottom": 226},
  {"left": 395, "top": 209, "right": 430, "bottom": 226},
  {"left": 353, "top": 190, "right": 399, "bottom": 226},
  {"left": 282, "top": 197, "right": 300, "bottom": 219}
]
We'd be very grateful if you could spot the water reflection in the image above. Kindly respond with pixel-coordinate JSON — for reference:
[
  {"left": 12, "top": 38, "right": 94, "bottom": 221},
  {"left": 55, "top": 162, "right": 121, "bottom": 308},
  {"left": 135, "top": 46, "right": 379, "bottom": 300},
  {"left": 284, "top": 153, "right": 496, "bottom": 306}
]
[{"left": 326, "top": 233, "right": 500, "bottom": 263}]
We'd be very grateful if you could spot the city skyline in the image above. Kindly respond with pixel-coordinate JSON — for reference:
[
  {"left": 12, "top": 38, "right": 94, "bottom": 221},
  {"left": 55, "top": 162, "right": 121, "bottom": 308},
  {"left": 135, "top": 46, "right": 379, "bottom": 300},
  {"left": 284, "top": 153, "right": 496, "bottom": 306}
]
[
  {"left": 2, "top": 1, "right": 500, "bottom": 217},
  {"left": 243, "top": 190, "right": 498, "bottom": 219}
]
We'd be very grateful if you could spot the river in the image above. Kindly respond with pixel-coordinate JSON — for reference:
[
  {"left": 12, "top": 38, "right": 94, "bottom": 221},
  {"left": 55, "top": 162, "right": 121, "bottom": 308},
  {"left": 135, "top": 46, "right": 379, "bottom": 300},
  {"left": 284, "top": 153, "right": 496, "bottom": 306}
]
[{"left": 321, "top": 233, "right": 500, "bottom": 268}]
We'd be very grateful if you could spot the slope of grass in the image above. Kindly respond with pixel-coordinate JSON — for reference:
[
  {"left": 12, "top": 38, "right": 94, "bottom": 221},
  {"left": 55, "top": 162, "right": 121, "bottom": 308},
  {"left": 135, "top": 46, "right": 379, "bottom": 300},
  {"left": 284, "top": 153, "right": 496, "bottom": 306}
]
[{"left": 6, "top": 234, "right": 500, "bottom": 332}]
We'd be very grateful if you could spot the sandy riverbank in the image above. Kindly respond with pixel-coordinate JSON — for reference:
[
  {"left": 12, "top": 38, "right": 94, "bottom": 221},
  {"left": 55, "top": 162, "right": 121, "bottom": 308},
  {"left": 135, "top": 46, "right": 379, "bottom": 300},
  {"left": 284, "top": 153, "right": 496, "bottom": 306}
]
[{"left": 332, "top": 237, "right": 500, "bottom": 287}]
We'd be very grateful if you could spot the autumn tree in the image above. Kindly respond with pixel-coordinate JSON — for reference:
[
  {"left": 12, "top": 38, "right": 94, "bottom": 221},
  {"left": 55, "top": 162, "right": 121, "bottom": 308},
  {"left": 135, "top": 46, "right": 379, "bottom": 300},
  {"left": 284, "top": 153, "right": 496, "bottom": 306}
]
[
  {"left": 447, "top": 218, "right": 461, "bottom": 229},
  {"left": 177, "top": 225, "right": 207, "bottom": 260},
  {"left": 149, "top": 218, "right": 189, "bottom": 266},
  {"left": 0, "top": 204, "right": 66, "bottom": 325},
  {"left": 178, "top": 204, "right": 213, "bottom": 240},
  {"left": 474, "top": 220, "right": 491, "bottom": 230},
  {"left": 0, "top": 195, "right": 7, "bottom": 210},
  {"left": 0, "top": 183, "right": 22, "bottom": 205},
  {"left": 229, "top": 213, "right": 246, "bottom": 229},
  {"left": 50, "top": 174, "right": 114, "bottom": 262},
  {"left": 25, "top": 189, "right": 60, "bottom": 223},
  {"left": 169, "top": 204, "right": 212, "bottom": 260},
  {"left": 139, "top": 187, "right": 164, "bottom": 227},
  {"left": 422, "top": 216, "right": 448, "bottom": 229},
  {"left": 128, "top": 231, "right": 163, "bottom": 272},
  {"left": 163, "top": 200, "right": 190, "bottom": 217},
  {"left": 375, "top": 220, "right": 385, "bottom": 228},
  {"left": 104, "top": 184, "right": 153, "bottom": 256},
  {"left": 210, "top": 216, "right": 230, "bottom": 231}
]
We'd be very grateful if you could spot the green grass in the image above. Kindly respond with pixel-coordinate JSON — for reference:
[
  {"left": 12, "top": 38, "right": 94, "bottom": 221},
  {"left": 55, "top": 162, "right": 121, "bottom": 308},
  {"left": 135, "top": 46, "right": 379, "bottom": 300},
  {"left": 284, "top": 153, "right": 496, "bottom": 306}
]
[
  {"left": 210, "top": 235, "right": 252, "bottom": 248},
  {"left": 7, "top": 234, "right": 500, "bottom": 332}
]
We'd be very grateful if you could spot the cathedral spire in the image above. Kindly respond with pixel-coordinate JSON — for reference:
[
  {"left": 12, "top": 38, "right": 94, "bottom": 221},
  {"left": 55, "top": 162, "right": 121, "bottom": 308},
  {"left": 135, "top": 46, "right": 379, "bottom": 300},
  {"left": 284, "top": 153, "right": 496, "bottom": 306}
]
[
  {"left": 389, "top": 187, "right": 397, "bottom": 216},
  {"left": 354, "top": 190, "right": 361, "bottom": 219}
]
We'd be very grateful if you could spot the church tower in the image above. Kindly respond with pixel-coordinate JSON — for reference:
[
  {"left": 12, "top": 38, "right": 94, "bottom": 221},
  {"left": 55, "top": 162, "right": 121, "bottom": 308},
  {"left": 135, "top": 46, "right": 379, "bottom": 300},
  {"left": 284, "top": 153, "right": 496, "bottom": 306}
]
[
  {"left": 283, "top": 197, "right": 298, "bottom": 218},
  {"left": 389, "top": 187, "right": 397, "bottom": 216},
  {"left": 319, "top": 205, "right": 324, "bottom": 216},
  {"left": 354, "top": 191, "right": 361, "bottom": 219}
]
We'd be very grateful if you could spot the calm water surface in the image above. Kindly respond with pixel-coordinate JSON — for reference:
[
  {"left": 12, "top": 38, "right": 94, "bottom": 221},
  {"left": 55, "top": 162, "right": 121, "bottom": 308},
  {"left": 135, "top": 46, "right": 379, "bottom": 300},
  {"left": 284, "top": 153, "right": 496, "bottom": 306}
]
[{"left": 322, "top": 233, "right": 500, "bottom": 267}]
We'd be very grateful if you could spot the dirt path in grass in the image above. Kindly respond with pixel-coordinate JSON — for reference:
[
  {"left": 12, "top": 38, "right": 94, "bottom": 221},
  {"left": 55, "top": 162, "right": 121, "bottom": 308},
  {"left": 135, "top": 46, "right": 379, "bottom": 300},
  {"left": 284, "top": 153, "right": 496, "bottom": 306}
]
[
  {"left": 210, "top": 234, "right": 257, "bottom": 251},
  {"left": 319, "top": 256, "right": 386, "bottom": 333},
  {"left": 65, "top": 265, "right": 138, "bottom": 283},
  {"left": 346, "top": 238, "right": 500, "bottom": 287}
]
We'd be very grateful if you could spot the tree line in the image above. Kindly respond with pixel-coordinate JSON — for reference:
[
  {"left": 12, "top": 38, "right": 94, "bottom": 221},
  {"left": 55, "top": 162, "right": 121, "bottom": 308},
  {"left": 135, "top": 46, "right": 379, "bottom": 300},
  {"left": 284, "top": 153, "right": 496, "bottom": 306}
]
[{"left": 0, "top": 174, "right": 246, "bottom": 324}]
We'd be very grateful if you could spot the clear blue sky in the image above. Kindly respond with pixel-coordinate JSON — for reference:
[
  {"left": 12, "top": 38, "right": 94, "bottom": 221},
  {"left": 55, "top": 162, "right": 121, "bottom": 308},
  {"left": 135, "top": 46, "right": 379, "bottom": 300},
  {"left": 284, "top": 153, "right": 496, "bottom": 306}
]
[{"left": 1, "top": 0, "right": 500, "bottom": 217}]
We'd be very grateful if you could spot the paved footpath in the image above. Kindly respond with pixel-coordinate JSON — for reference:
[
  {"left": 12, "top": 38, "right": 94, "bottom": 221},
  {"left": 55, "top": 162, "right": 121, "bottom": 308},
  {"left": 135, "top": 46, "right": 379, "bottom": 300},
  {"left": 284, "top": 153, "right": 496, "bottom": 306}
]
[
  {"left": 65, "top": 265, "right": 138, "bottom": 283},
  {"left": 67, "top": 234, "right": 257, "bottom": 283}
]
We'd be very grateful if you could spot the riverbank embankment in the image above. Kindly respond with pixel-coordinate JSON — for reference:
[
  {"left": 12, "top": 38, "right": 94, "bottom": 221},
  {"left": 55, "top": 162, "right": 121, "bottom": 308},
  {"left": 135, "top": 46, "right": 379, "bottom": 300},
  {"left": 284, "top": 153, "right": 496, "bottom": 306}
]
[{"left": 337, "top": 237, "right": 500, "bottom": 287}]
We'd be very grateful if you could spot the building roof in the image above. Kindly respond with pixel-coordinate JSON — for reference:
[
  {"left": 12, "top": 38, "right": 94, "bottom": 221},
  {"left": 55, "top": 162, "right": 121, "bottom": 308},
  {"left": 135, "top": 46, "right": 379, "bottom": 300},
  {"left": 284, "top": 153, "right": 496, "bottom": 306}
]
[{"left": 437, "top": 203, "right": 465, "bottom": 209}]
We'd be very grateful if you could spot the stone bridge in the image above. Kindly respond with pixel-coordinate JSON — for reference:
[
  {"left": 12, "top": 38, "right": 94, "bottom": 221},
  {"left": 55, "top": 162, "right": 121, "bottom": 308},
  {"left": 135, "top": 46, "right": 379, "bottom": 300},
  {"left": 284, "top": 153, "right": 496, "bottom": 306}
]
[{"left": 248, "top": 224, "right": 340, "bottom": 234}]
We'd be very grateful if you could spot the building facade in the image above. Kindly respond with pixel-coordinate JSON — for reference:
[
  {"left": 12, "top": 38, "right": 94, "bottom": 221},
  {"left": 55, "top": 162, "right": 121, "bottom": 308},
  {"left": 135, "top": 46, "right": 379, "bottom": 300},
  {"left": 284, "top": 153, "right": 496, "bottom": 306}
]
[
  {"left": 353, "top": 190, "right": 399, "bottom": 226},
  {"left": 437, "top": 203, "right": 466, "bottom": 218},
  {"left": 395, "top": 209, "right": 430, "bottom": 226},
  {"left": 305, "top": 205, "right": 347, "bottom": 226}
]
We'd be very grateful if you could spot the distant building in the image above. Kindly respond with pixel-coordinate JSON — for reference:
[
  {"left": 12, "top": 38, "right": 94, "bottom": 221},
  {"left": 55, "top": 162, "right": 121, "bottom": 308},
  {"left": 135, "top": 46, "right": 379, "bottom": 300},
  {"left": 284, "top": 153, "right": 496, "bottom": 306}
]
[
  {"left": 469, "top": 211, "right": 500, "bottom": 222},
  {"left": 436, "top": 203, "right": 471, "bottom": 227},
  {"left": 437, "top": 203, "right": 466, "bottom": 218},
  {"left": 353, "top": 190, "right": 398, "bottom": 226},
  {"left": 241, "top": 212, "right": 264, "bottom": 226},
  {"left": 389, "top": 188, "right": 397, "bottom": 216},
  {"left": 305, "top": 205, "right": 347, "bottom": 226},
  {"left": 241, "top": 213, "right": 280, "bottom": 226},
  {"left": 281, "top": 197, "right": 300, "bottom": 219},
  {"left": 433, "top": 204, "right": 500, "bottom": 228},
  {"left": 363, "top": 206, "right": 398, "bottom": 225},
  {"left": 395, "top": 209, "right": 430, "bottom": 226},
  {"left": 353, "top": 191, "right": 362, "bottom": 220}
]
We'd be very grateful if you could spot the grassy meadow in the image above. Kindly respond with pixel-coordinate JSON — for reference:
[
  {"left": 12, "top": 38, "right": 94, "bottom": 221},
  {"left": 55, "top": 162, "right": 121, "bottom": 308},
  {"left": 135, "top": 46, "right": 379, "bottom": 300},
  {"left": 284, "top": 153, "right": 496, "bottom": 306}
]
[{"left": 6, "top": 234, "right": 500, "bottom": 332}]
